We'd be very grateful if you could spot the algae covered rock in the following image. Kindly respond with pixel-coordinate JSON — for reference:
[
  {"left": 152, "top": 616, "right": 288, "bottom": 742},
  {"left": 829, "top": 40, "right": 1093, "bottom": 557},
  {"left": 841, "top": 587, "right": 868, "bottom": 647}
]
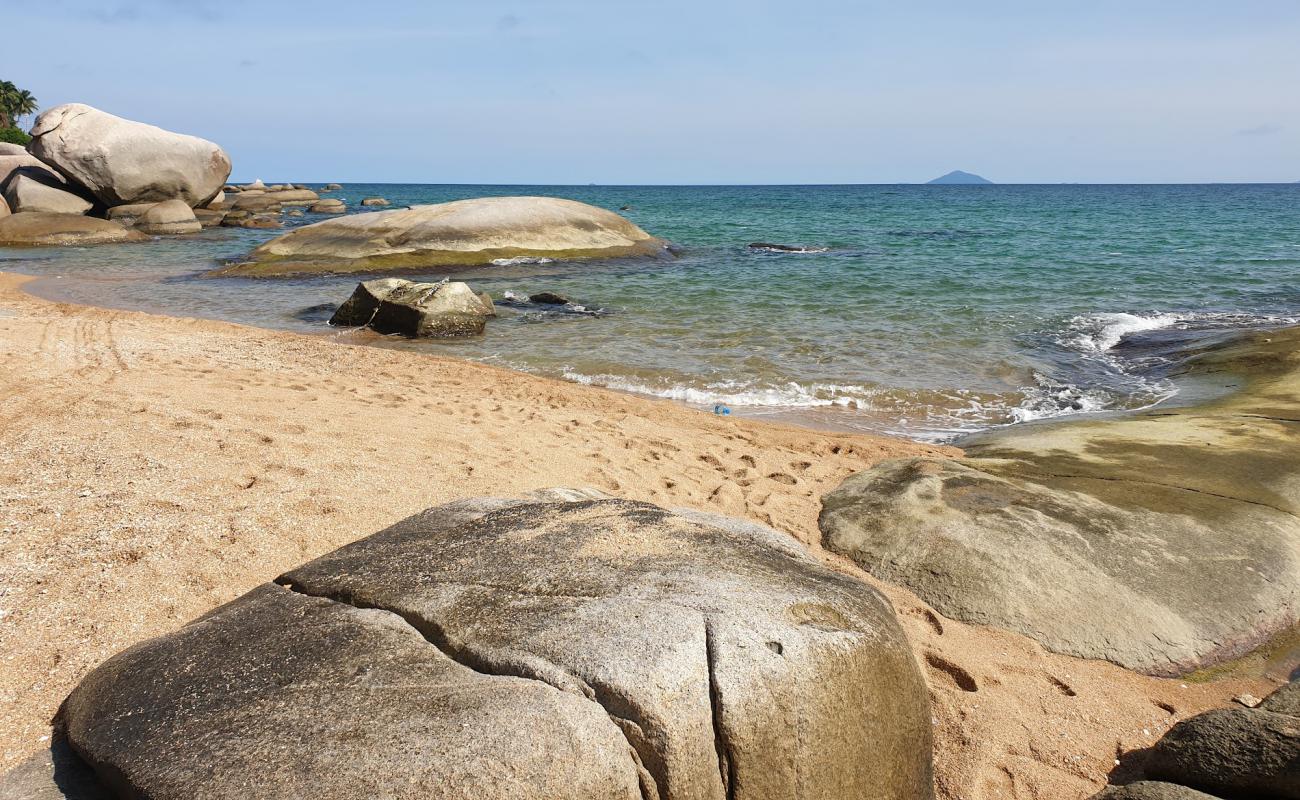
[
  {"left": 820, "top": 326, "right": 1300, "bottom": 676},
  {"left": 57, "top": 493, "right": 932, "bottom": 800},
  {"left": 220, "top": 196, "right": 665, "bottom": 276},
  {"left": 0, "top": 212, "right": 147, "bottom": 246}
]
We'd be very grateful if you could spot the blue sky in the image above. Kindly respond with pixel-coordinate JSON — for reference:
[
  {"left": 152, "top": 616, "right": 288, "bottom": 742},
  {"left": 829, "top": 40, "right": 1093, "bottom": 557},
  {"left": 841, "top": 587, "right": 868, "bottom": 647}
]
[{"left": 6, "top": 0, "right": 1298, "bottom": 183}]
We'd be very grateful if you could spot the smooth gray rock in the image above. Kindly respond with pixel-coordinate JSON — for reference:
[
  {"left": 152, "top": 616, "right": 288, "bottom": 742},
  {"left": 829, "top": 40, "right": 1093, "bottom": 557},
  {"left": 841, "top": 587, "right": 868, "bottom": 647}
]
[
  {"left": 134, "top": 199, "right": 201, "bottom": 235},
  {"left": 1146, "top": 706, "right": 1300, "bottom": 798},
  {"left": 29, "top": 104, "right": 230, "bottom": 207},
  {"left": 820, "top": 327, "right": 1300, "bottom": 676},
  {"left": 329, "top": 278, "right": 496, "bottom": 337},
  {"left": 61, "top": 493, "right": 932, "bottom": 800},
  {"left": 2, "top": 172, "right": 92, "bottom": 215},
  {"left": 0, "top": 153, "right": 61, "bottom": 189},
  {"left": 225, "top": 196, "right": 664, "bottom": 275},
  {"left": 0, "top": 142, "right": 30, "bottom": 156},
  {"left": 1092, "top": 781, "right": 1223, "bottom": 799}
]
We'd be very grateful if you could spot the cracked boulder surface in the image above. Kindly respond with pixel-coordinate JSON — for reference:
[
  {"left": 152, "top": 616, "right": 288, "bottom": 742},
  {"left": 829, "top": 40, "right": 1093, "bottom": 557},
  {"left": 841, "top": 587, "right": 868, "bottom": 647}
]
[
  {"left": 820, "top": 326, "right": 1300, "bottom": 676},
  {"left": 57, "top": 490, "right": 932, "bottom": 800}
]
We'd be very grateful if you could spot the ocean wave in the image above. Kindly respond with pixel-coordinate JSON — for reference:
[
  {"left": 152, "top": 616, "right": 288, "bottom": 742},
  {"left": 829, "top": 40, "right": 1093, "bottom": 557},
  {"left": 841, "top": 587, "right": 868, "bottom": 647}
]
[
  {"left": 1060, "top": 311, "right": 1180, "bottom": 353},
  {"left": 560, "top": 373, "right": 877, "bottom": 409},
  {"left": 1059, "top": 309, "right": 1299, "bottom": 354},
  {"left": 747, "top": 243, "right": 830, "bottom": 254},
  {"left": 490, "top": 256, "right": 556, "bottom": 266}
]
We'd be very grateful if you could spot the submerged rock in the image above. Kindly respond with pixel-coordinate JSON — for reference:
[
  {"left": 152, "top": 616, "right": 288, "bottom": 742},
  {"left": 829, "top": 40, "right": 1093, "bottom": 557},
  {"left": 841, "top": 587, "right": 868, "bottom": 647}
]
[
  {"left": 29, "top": 104, "right": 230, "bottom": 207},
  {"left": 747, "top": 242, "right": 827, "bottom": 253},
  {"left": 0, "top": 212, "right": 147, "bottom": 246},
  {"left": 360, "top": 196, "right": 390, "bottom": 207},
  {"left": 322, "top": 183, "right": 342, "bottom": 191},
  {"left": 819, "top": 326, "right": 1300, "bottom": 676},
  {"left": 528, "top": 291, "right": 571, "bottom": 305},
  {"left": 221, "top": 196, "right": 665, "bottom": 276},
  {"left": 55, "top": 491, "right": 932, "bottom": 800},
  {"left": 330, "top": 278, "right": 495, "bottom": 337},
  {"left": 135, "top": 199, "right": 201, "bottom": 235},
  {"left": 192, "top": 208, "right": 225, "bottom": 228}
]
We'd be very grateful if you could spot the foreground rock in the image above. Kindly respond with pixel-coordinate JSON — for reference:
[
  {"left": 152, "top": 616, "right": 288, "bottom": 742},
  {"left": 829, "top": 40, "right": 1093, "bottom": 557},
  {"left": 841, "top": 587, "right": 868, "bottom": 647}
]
[
  {"left": 135, "top": 199, "right": 201, "bottom": 235},
  {"left": 51, "top": 491, "right": 931, "bottom": 799},
  {"left": 1, "top": 173, "right": 92, "bottom": 215},
  {"left": 330, "top": 278, "right": 495, "bottom": 337},
  {"left": 220, "top": 196, "right": 665, "bottom": 276},
  {"left": 1092, "top": 678, "right": 1300, "bottom": 799},
  {"left": 0, "top": 212, "right": 147, "bottom": 246},
  {"left": 820, "top": 326, "right": 1300, "bottom": 676},
  {"left": 29, "top": 104, "right": 231, "bottom": 207}
]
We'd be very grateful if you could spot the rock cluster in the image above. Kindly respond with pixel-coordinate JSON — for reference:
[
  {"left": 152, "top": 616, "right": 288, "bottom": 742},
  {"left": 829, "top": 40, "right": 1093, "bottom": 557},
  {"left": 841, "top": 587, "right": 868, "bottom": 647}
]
[
  {"left": 1092, "top": 678, "right": 1300, "bottom": 799},
  {"left": 330, "top": 277, "right": 496, "bottom": 337},
  {"left": 0, "top": 104, "right": 353, "bottom": 246},
  {"left": 27, "top": 491, "right": 932, "bottom": 800}
]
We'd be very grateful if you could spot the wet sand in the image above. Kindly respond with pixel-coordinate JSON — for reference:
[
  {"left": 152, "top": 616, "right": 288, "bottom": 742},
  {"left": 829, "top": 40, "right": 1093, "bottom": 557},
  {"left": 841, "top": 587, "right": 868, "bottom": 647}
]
[{"left": 0, "top": 271, "right": 1278, "bottom": 799}]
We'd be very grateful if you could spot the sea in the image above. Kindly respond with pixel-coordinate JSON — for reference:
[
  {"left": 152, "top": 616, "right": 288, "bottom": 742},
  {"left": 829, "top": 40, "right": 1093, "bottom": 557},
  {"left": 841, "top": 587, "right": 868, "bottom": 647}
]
[{"left": 5, "top": 183, "right": 1299, "bottom": 443}]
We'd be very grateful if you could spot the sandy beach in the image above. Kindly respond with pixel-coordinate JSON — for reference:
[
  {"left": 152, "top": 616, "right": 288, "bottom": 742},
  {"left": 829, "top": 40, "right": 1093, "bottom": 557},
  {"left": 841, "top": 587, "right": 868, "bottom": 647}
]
[{"left": 0, "top": 270, "right": 1281, "bottom": 799}]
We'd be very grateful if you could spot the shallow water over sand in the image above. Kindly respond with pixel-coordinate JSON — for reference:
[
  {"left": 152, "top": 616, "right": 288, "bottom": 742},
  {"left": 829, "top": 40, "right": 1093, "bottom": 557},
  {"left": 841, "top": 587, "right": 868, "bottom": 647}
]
[{"left": 7, "top": 183, "right": 1300, "bottom": 441}]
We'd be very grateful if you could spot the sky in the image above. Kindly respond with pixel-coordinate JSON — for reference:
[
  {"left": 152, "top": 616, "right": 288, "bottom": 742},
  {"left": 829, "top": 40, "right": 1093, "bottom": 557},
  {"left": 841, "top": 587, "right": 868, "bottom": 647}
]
[{"left": 4, "top": 0, "right": 1298, "bottom": 184}]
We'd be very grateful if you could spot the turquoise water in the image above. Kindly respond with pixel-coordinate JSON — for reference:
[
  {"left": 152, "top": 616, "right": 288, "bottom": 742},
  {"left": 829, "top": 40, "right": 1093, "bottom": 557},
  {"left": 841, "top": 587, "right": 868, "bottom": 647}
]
[{"left": 7, "top": 183, "right": 1300, "bottom": 441}]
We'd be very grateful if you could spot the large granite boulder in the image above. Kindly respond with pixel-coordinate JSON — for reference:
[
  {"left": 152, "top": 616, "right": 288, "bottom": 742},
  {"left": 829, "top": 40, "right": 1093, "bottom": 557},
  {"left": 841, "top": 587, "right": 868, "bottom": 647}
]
[
  {"left": 0, "top": 213, "right": 147, "bottom": 246},
  {"left": 135, "top": 199, "right": 201, "bottom": 235},
  {"left": 1, "top": 172, "right": 93, "bottom": 215},
  {"left": 0, "top": 142, "right": 30, "bottom": 156},
  {"left": 820, "top": 326, "right": 1300, "bottom": 676},
  {"left": 219, "top": 196, "right": 665, "bottom": 276},
  {"left": 0, "top": 195, "right": 9, "bottom": 219},
  {"left": 330, "top": 278, "right": 496, "bottom": 337},
  {"left": 28, "top": 104, "right": 230, "bottom": 207},
  {"left": 53, "top": 492, "right": 931, "bottom": 800}
]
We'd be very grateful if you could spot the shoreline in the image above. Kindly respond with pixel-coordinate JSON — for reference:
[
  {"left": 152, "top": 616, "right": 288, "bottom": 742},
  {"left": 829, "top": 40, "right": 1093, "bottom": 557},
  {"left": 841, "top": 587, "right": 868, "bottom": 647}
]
[{"left": 0, "top": 271, "right": 1281, "bottom": 799}]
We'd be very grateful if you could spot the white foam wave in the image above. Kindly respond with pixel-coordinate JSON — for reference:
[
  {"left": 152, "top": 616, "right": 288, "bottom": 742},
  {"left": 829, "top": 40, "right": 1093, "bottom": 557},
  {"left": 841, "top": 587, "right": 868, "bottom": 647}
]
[
  {"left": 1063, "top": 312, "right": 1179, "bottom": 353},
  {"left": 560, "top": 372, "right": 877, "bottom": 409},
  {"left": 491, "top": 256, "right": 556, "bottom": 266}
]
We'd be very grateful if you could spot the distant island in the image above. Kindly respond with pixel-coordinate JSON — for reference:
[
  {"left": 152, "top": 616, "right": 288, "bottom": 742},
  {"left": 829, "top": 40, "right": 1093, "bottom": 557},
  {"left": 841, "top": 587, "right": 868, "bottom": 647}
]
[{"left": 927, "top": 170, "right": 993, "bottom": 185}]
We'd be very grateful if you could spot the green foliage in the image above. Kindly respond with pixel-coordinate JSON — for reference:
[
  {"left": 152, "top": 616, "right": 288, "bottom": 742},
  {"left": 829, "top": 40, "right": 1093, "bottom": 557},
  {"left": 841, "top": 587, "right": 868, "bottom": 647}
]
[
  {"left": 0, "top": 80, "right": 38, "bottom": 131},
  {"left": 0, "top": 126, "right": 31, "bottom": 146}
]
